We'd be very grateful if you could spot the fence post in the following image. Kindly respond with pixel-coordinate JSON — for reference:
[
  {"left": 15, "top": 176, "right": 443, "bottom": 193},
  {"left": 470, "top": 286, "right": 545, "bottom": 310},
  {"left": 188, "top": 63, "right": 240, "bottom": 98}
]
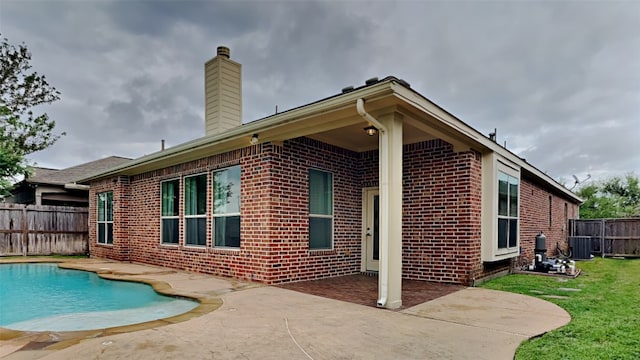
[
  {"left": 601, "top": 219, "right": 605, "bottom": 258},
  {"left": 22, "top": 206, "right": 28, "bottom": 256}
]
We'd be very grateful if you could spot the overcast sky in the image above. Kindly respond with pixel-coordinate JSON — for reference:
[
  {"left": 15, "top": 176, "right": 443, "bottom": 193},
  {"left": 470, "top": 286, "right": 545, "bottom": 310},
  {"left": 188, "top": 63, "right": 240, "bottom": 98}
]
[{"left": 1, "top": 0, "right": 638, "bottom": 185}]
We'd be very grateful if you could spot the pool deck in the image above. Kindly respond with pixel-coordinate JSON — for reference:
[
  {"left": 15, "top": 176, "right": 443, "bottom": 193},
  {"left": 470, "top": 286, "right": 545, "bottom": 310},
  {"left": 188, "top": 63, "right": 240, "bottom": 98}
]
[{"left": 0, "top": 258, "right": 571, "bottom": 360}]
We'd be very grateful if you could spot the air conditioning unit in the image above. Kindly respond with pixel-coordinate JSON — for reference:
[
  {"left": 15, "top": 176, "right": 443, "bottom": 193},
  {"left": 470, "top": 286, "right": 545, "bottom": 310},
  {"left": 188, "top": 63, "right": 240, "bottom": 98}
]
[{"left": 570, "top": 236, "right": 592, "bottom": 260}]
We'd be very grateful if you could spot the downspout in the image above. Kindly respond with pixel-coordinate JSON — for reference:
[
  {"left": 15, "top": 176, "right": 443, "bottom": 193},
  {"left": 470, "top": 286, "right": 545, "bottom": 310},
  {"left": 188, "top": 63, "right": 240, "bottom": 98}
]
[
  {"left": 356, "top": 98, "right": 389, "bottom": 307},
  {"left": 356, "top": 98, "right": 387, "bottom": 134}
]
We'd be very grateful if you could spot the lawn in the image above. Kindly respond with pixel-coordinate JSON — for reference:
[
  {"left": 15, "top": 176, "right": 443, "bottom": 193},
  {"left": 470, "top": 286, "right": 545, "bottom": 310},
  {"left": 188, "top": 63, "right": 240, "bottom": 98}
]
[{"left": 481, "top": 258, "right": 640, "bottom": 360}]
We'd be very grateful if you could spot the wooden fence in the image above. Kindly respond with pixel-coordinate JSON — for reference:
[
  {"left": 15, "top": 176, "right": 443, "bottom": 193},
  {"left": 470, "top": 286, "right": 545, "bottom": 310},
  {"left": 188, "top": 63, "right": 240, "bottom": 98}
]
[
  {"left": 569, "top": 218, "right": 640, "bottom": 258},
  {"left": 0, "top": 203, "right": 88, "bottom": 256}
]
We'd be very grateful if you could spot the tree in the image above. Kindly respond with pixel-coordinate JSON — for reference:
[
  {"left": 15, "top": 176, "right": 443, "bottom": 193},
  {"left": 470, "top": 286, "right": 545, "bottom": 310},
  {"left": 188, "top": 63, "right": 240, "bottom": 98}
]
[
  {"left": 576, "top": 174, "right": 640, "bottom": 219},
  {"left": 0, "top": 35, "right": 63, "bottom": 194}
]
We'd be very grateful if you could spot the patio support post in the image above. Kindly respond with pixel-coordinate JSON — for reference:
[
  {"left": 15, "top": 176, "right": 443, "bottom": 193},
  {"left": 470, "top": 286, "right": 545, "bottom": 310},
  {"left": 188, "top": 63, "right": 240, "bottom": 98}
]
[
  {"left": 357, "top": 99, "right": 403, "bottom": 309},
  {"left": 378, "top": 112, "right": 403, "bottom": 309}
]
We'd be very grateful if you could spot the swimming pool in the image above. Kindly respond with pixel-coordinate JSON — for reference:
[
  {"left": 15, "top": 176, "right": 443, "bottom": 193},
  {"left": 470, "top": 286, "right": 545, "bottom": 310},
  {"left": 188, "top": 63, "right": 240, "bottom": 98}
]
[{"left": 0, "top": 263, "right": 198, "bottom": 331}]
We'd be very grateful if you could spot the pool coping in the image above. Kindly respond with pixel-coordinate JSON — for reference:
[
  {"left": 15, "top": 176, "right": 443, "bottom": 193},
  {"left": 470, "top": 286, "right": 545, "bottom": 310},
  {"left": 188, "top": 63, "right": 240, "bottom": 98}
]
[{"left": 0, "top": 257, "right": 253, "bottom": 353}]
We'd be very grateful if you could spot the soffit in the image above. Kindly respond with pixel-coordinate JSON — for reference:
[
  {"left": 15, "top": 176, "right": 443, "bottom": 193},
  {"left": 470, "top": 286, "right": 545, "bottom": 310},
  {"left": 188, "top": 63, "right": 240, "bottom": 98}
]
[{"left": 307, "top": 121, "right": 437, "bottom": 152}]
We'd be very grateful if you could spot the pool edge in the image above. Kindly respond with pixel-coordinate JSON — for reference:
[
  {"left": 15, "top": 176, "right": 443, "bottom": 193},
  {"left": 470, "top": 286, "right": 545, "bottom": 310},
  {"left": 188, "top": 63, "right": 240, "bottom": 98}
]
[{"left": 0, "top": 258, "right": 227, "bottom": 353}]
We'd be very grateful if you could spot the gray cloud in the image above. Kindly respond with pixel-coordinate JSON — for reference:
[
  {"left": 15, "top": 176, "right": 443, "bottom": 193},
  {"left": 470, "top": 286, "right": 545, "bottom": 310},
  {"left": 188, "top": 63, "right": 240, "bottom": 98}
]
[
  {"left": 106, "top": 1, "right": 266, "bottom": 37},
  {"left": 1, "top": 0, "right": 638, "bottom": 183}
]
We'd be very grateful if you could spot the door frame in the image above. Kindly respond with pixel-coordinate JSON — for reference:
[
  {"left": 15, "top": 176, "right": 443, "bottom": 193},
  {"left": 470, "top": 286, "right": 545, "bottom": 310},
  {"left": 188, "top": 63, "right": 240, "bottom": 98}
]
[{"left": 361, "top": 187, "right": 379, "bottom": 272}]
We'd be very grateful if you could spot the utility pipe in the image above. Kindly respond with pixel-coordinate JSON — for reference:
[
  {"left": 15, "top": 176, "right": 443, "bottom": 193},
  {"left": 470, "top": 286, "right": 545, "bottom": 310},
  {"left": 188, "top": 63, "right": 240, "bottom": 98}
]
[{"left": 356, "top": 98, "right": 389, "bottom": 307}]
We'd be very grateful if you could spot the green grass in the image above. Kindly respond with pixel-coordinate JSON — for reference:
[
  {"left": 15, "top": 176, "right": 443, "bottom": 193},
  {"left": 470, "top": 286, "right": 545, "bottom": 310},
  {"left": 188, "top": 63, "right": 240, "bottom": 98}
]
[{"left": 481, "top": 258, "right": 640, "bottom": 360}]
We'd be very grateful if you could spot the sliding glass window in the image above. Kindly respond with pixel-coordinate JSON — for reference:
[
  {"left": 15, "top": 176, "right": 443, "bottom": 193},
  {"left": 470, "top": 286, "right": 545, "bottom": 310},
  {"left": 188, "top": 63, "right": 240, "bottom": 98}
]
[
  {"left": 497, "top": 172, "right": 519, "bottom": 250},
  {"left": 97, "top": 191, "right": 113, "bottom": 244},
  {"left": 161, "top": 179, "right": 179, "bottom": 244},
  {"left": 213, "top": 166, "right": 241, "bottom": 248},
  {"left": 185, "top": 174, "right": 207, "bottom": 246}
]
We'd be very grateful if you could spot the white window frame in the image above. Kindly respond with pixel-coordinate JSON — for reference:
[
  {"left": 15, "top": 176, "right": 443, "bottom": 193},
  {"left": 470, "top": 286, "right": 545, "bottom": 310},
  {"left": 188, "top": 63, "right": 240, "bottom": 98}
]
[
  {"left": 497, "top": 170, "right": 519, "bottom": 251},
  {"left": 160, "top": 178, "right": 180, "bottom": 245},
  {"left": 184, "top": 173, "right": 208, "bottom": 247},
  {"left": 308, "top": 169, "right": 334, "bottom": 250},
  {"left": 481, "top": 154, "right": 521, "bottom": 261},
  {"left": 212, "top": 165, "right": 241, "bottom": 248},
  {"left": 96, "top": 191, "right": 113, "bottom": 245}
]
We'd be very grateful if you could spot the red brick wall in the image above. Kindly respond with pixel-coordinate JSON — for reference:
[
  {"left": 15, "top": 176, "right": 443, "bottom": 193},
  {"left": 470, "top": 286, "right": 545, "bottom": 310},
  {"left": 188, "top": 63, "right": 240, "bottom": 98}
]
[
  {"left": 361, "top": 139, "right": 579, "bottom": 285},
  {"left": 89, "top": 139, "right": 362, "bottom": 284},
  {"left": 124, "top": 145, "right": 275, "bottom": 282},
  {"left": 461, "top": 170, "right": 580, "bottom": 282},
  {"left": 266, "top": 138, "right": 362, "bottom": 283},
  {"left": 519, "top": 174, "right": 580, "bottom": 268},
  {"left": 88, "top": 136, "right": 578, "bottom": 286},
  {"left": 361, "top": 139, "right": 483, "bottom": 285},
  {"left": 403, "top": 141, "right": 483, "bottom": 285},
  {"left": 89, "top": 176, "right": 130, "bottom": 261}
]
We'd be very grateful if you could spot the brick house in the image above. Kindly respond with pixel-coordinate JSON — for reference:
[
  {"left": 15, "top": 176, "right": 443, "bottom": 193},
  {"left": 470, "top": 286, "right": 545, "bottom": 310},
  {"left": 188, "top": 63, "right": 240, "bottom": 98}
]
[{"left": 82, "top": 47, "right": 581, "bottom": 309}]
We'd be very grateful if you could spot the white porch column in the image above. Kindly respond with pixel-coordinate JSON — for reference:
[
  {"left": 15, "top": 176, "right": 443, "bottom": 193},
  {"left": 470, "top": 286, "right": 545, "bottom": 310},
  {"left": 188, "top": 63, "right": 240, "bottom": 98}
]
[{"left": 378, "top": 112, "right": 403, "bottom": 309}]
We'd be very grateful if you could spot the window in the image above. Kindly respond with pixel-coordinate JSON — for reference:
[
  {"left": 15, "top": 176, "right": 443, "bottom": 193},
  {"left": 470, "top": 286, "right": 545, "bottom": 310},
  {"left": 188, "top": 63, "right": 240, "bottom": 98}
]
[
  {"left": 309, "top": 169, "right": 333, "bottom": 249},
  {"left": 185, "top": 174, "right": 207, "bottom": 246},
  {"left": 481, "top": 154, "right": 522, "bottom": 261},
  {"left": 497, "top": 172, "right": 519, "bottom": 249},
  {"left": 97, "top": 191, "right": 113, "bottom": 244},
  {"left": 161, "top": 179, "right": 179, "bottom": 244},
  {"left": 213, "top": 166, "right": 241, "bottom": 247}
]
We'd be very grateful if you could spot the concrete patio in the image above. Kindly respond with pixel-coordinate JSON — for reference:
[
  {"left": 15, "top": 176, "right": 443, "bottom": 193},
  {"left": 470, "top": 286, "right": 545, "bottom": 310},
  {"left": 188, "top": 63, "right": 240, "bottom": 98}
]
[{"left": 0, "top": 258, "right": 571, "bottom": 359}]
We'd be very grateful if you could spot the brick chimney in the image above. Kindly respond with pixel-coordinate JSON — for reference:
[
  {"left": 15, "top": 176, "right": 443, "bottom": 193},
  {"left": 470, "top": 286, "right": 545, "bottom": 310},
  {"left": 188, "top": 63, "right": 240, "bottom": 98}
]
[{"left": 204, "top": 46, "right": 242, "bottom": 136}]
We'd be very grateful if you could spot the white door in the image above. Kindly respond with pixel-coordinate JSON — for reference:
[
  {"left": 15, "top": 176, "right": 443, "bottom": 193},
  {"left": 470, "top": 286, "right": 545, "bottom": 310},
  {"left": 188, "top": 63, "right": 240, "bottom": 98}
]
[{"left": 364, "top": 189, "right": 380, "bottom": 271}]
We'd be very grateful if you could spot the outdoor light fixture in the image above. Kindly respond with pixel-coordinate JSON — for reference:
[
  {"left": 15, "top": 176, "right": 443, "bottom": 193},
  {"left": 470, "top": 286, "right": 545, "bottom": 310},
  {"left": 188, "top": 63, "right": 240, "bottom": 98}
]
[
  {"left": 364, "top": 126, "right": 378, "bottom": 136},
  {"left": 250, "top": 134, "right": 259, "bottom": 145}
]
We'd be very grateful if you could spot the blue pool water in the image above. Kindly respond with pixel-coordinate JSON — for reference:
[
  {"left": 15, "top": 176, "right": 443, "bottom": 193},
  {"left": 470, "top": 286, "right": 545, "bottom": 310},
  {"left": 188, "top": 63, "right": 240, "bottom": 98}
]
[{"left": 0, "top": 263, "right": 197, "bottom": 331}]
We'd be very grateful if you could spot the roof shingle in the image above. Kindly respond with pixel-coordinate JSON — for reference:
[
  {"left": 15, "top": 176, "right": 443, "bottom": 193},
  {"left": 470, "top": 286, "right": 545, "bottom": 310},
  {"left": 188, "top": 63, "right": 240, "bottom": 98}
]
[{"left": 26, "top": 156, "right": 132, "bottom": 185}]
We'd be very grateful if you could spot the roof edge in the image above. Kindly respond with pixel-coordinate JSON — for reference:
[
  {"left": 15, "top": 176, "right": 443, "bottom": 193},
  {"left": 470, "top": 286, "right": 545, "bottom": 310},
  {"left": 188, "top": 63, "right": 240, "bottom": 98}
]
[
  {"left": 79, "top": 81, "right": 397, "bottom": 183},
  {"left": 79, "top": 77, "right": 582, "bottom": 204},
  {"left": 389, "top": 83, "right": 582, "bottom": 204}
]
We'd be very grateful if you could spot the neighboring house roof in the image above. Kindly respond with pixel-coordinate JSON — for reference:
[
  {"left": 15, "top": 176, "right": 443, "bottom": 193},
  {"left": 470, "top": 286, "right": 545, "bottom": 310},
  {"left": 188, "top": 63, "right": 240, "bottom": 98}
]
[
  {"left": 79, "top": 77, "right": 581, "bottom": 203},
  {"left": 26, "top": 156, "right": 132, "bottom": 186}
]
